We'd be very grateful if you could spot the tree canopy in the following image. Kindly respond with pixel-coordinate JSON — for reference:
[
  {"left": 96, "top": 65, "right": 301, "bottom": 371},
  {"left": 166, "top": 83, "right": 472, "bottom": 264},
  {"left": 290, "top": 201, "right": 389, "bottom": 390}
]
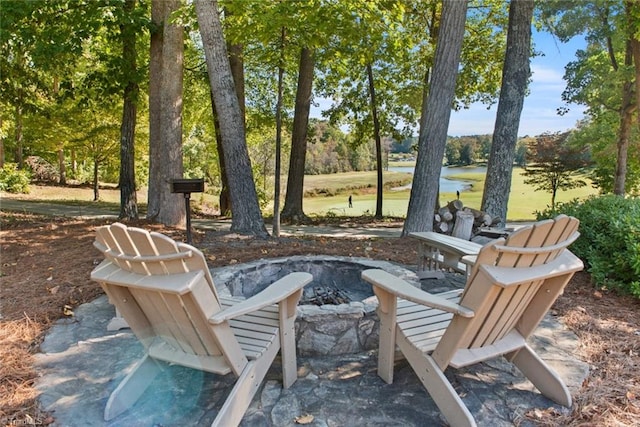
[
  {"left": 523, "top": 131, "right": 591, "bottom": 209},
  {"left": 5, "top": 0, "right": 633, "bottom": 228}
]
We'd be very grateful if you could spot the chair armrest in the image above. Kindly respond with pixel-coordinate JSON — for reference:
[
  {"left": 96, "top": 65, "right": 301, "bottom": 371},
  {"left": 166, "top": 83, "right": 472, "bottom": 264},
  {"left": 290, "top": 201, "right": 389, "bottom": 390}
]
[
  {"left": 361, "top": 269, "right": 474, "bottom": 318},
  {"left": 480, "top": 250, "right": 583, "bottom": 287},
  {"left": 209, "top": 272, "right": 313, "bottom": 324},
  {"left": 461, "top": 255, "right": 477, "bottom": 267}
]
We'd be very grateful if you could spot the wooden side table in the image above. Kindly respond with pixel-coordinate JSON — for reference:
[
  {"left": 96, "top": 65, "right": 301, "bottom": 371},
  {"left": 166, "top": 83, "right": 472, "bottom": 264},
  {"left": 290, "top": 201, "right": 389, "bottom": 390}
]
[{"left": 409, "top": 231, "right": 483, "bottom": 279}]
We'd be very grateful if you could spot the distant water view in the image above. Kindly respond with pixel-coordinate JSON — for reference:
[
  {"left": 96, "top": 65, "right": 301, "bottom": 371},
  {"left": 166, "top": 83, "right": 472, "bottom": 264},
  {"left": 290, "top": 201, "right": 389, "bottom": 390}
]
[{"left": 389, "top": 165, "right": 487, "bottom": 193}]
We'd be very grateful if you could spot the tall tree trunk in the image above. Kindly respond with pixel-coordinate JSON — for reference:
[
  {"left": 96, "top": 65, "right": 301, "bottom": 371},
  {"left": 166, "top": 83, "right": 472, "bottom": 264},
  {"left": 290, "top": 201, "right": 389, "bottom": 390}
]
[
  {"left": 281, "top": 47, "right": 314, "bottom": 223},
  {"left": 228, "top": 42, "right": 245, "bottom": 121},
  {"left": 273, "top": 26, "right": 286, "bottom": 237},
  {"left": 634, "top": 40, "right": 640, "bottom": 128},
  {"left": 70, "top": 149, "right": 76, "bottom": 176},
  {"left": 147, "top": 0, "right": 164, "bottom": 219},
  {"left": 119, "top": 0, "right": 139, "bottom": 220},
  {"left": 93, "top": 158, "right": 99, "bottom": 201},
  {"left": 195, "top": 0, "right": 267, "bottom": 237},
  {"left": 367, "top": 63, "right": 383, "bottom": 219},
  {"left": 633, "top": 20, "right": 640, "bottom": 130},
  {"left": 403, "top": 0, "right": 468, "bottom": 235},
  {"left": 58, "top": 148, "right": 66, "bottom": 185},
  {"left": 214, "top": 39, "right": 245, "bottom": 216},
  {"left": 211, "top": 99, "right": 231, "bottom": 215},
  {"left": 0, "top": 117, "right": 4, "bottom": 168},
  {"left": 613, "top": 38, "right": 634, "bottom": 195},
  {"left": 148, "top": 0, "right": 185, "bottom": 226},
  {"left": 481, "top": 0, "right": 534, "bottom": 225},
  {"left": 15, "top": 102, "right": 23, "bottom": 169}
]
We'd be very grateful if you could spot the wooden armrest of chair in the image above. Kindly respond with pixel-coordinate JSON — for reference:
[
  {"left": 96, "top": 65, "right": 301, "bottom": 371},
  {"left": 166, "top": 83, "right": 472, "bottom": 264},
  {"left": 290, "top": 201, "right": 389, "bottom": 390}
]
[
  {"left": 461, "top": 255, "right": 477, "bottom": 266},
  {"left": 361, "top": 269, "right": 474, "bottom": 318},
  {"left": 480, "top": 250, "right": 583, "bottom": 287},
  {"left": 209, "top": 272, "right": 313, "bottom": 324},
  {"left": 91, "top": 261, "right": 203, "bottom": 295}
]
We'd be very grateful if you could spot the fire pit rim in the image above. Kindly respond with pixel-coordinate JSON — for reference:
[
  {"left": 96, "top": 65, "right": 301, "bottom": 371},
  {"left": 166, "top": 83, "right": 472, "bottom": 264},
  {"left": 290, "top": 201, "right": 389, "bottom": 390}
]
[
  {"left": 210, "top": 255, "right": 420, "bottom": 318},
  {"left": 210, "top": 255, "right": 421, "bottom": 356}
]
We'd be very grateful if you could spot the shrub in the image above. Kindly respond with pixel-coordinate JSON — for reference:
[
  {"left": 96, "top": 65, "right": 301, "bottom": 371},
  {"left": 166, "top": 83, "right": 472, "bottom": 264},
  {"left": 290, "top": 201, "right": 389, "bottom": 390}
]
[
  {"left": 537, "top": 195, "right": 640, "bottom": 297},
  {"left": 25, "top": 156, "right": 58, "bottom": 182},
  {"left": 0, "top": 163, "right": 31, "bottom": 193}
]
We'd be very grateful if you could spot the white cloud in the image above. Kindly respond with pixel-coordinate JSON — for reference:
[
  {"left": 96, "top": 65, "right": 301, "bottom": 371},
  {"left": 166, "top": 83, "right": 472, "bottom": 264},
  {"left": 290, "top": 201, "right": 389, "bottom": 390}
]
[{"left": 530, "top": 64, "right": 564, "bottom": 84}]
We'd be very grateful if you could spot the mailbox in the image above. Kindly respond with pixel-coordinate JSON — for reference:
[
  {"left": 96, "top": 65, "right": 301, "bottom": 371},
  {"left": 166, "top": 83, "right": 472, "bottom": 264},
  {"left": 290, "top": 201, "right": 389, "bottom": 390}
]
[
  {"left": 170, "top": 178, "right": 205, "bottom": 244},
  {"left": 171, "top": 178, "right": 205, "bottom": 194}
]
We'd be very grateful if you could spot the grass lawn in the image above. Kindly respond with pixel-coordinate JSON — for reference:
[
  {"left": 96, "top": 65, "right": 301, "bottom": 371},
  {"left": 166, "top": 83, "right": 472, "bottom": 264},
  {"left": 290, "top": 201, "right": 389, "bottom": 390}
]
[
  {"left": 302, "top": 170, "right": 412, "bottom": 194},
  {"left": 4, "top": 168, "right": 597, "bottom": 221},
  {"left": 302, "top": 168, "right": 597, "bottom": 220}
]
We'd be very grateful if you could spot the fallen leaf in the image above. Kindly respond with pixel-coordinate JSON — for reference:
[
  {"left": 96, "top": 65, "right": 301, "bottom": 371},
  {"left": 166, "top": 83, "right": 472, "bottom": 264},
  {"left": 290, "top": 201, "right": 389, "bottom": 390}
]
[
  {"left": 593, "top": 290, "right": 603, "bottom": 298},
  {"left": 46, "top": 275, "right": 53, "bottom": 281},
  {"left": 49, "top": 285, "right": 60, "bottom": 294},
  {"left": 63, "top": 305, "right": 74, "bottom": 316},
  {"left": 531, "top": 408, "right": 544, "bottom": 419},
  {"left": 295, "top": 414, "right": 314, "bottom": 424}
]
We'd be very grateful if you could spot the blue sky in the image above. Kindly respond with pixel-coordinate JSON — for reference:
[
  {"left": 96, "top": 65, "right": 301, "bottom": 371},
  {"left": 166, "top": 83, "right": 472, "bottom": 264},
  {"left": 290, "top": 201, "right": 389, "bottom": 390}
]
[
  {"left": 448, "top": 30, "right": 587, "bottom": 137},
  {"left": 312, "top": 29, "right": 587, "bottom": 138}
]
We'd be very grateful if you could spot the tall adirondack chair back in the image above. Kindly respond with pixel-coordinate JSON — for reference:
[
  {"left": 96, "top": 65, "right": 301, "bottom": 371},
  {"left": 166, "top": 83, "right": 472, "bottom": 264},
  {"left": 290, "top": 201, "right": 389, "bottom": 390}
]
[
  {"left": 95, "top": 222, "right": 219, "bottom": 297},
  {"left": 433, "top": 214, "right": 581, "bottom": 370},
  {"left": 91, "top": 223, "right": 312, "bottom": 426},
  {"left": 92, "top": 223, "right": 246, "bottom": 375},
  {"left": 362, "top": 215, "right": 583, "bottom": 427}
]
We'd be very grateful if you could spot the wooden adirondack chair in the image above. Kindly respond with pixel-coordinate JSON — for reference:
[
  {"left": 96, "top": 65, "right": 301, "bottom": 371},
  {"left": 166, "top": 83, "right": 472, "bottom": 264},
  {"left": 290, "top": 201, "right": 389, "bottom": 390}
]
[
  {"left": 362, "top": 215, "right": 583, "bottom": 427},
  {"left": 90, "top": 223, "right": 312, "bottom": 426}
]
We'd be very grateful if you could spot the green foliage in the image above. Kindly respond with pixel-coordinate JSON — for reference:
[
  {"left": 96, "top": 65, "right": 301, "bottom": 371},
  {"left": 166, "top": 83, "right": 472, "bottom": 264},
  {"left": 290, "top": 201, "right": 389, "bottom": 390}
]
[
  {"left": 571, "top": 116, "right": 640, "bottom": 195},
  {"left": 514, "top": 138, "right": 529, "bottom": 167},
  {"left": 537, "top": 195, "right": 640, "bottom": 298},
  {"left": 541, "top": 1, "right": 639, "bottom": 196},
  {"left": 0, "top": 163, "right": 30, "bottom": 193},
  {"left": 305, "top": 121, "right": 376, "bottom": 174},
  {"left": 523, "top": 132, "right": 591, "bottom": 209},
  {"left": 24, "top": 156, "right": 58, "bottom": 182},
  {"left": 444, "top": 135, "right": 492, "bottom": 166},
  {"left": 390, "top": 137, "right": 416, "bottom": 154}
]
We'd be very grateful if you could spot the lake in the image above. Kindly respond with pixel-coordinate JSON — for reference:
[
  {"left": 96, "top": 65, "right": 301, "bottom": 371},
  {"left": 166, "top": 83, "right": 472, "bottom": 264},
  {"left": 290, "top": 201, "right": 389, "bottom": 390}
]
[{"left": 389, "top": 165, "right": 487, "bottom": 193}]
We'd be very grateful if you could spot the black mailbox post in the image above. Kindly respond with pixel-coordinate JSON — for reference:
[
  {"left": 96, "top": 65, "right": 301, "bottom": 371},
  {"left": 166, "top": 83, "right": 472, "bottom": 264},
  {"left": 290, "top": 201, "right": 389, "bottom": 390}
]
[{"left": 171, "top": 178, "right": 205, "bottom": 244}]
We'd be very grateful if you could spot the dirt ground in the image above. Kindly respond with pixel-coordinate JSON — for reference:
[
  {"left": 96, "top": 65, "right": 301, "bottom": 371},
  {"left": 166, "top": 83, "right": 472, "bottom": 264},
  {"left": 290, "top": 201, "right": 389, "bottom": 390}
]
[{"left": 1, "top": 211, "right": 639, "bottom": 426}]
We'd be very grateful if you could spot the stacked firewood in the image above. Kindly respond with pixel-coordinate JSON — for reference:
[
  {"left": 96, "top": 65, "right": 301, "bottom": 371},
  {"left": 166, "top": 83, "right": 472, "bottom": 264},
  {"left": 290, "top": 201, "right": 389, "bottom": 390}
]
[{"left": 433, "top": 200, "right": 495, "bottom": 240}]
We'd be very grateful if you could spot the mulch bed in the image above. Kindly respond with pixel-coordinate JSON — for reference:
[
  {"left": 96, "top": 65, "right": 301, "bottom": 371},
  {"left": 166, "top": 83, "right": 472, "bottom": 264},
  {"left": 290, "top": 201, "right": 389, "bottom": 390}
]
[{"left": 1, "top": 211, "right": 639, "bottom": 426}]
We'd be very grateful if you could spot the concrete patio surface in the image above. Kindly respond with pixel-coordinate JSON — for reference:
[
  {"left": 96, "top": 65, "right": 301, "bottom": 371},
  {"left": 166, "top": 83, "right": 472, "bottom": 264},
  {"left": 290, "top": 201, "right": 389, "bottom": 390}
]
[
  {"left": 4, "top": 198, "right": 590, "bottom": 426},
  {"left": 34, "top": 290, "right": 589, "bottom": 427}
]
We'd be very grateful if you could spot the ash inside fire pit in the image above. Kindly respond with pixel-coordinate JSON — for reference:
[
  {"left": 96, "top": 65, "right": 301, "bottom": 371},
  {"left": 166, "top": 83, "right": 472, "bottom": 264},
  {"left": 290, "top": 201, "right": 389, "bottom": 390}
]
[
  {"left": 216, "top": 256, "right": 379, "bottom": 304},
  {"left": 302, "top": 285, "right": 351, "bottom": 305}
]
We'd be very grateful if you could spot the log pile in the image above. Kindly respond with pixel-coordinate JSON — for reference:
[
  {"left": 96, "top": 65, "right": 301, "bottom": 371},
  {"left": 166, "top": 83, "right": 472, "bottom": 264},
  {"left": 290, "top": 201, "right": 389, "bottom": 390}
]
[{"left": 433, "top": 200, "right": 495, "bottom": 240}]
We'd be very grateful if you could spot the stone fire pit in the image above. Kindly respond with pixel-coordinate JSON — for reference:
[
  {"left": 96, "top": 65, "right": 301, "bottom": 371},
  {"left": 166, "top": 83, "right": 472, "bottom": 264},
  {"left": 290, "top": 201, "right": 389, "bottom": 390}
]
[{"left": 211, "top": 256, "right": 420, "bottom": 356}]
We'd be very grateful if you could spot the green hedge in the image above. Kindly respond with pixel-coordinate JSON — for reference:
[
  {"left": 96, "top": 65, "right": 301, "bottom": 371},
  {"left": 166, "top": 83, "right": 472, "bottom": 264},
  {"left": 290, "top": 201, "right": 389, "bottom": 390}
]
[
  {"left": 0, "top": 163, "right": 30, "bottom": 194},
  {"left": 537, "top": 195, "right": 640, "bottom": 298}
]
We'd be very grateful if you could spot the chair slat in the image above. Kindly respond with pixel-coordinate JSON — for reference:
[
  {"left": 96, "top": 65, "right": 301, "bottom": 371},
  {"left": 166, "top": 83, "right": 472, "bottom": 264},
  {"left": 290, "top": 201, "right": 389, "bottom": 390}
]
[
  {"left": 162, "top": 293, "right": 210, "bottom": 355},
  {"left": 362, "top": 215, "right": 583, "bottom": 427},
  {"left": 92, "top": 222, "right": 309, "bottom": 426},
  {"left": 126, "top": 227, "right": 167, "bottom": 275},
  {"left": 129, "top": 288, "right": 190, "bottom": 353},
  {"left": 487, "top": 280, "right": 542, "bottom": 344},
  {"left": 399, "top": 312, "right": 454, "bottom": 330},
  {"left": 149, "top": 232, "right": 187, "bottom": 274}
]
